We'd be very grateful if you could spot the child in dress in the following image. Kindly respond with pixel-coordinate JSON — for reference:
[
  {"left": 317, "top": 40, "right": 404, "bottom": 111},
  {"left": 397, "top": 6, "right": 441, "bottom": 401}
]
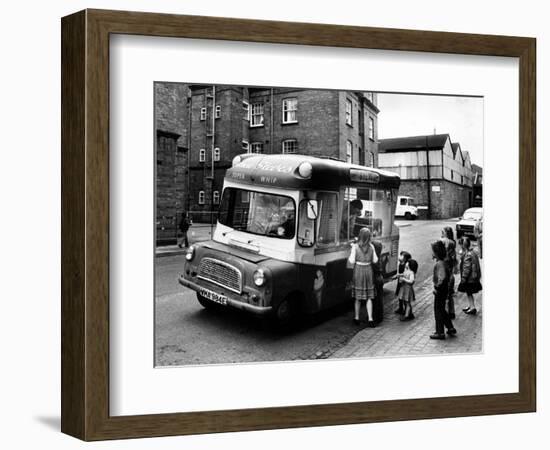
[
  {"left": 394, "top": 251, "right": 411, "bottom": 314},
  {"left": 398, "top": 259, "right": 418, "bottom": 321},
  {"left": 349, "top": 227, "right": 378, "bottom": 327}
]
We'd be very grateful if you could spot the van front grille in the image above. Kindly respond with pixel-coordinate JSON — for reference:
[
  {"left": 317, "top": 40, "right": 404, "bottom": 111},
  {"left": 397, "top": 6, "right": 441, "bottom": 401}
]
[{"left": 197, "top": 258, "right": 242, "bottom": 293}]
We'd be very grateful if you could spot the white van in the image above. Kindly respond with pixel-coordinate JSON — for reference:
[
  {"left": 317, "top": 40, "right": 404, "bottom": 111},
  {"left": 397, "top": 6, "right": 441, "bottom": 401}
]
[{"left": 395, "top": 196, "right": 418, "bottom": 220}]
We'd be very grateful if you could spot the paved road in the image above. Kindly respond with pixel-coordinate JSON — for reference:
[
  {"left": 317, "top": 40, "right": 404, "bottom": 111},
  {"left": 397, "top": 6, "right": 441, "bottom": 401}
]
[{"left": 155, "top": 219, "right": 482, "bottom": 366}]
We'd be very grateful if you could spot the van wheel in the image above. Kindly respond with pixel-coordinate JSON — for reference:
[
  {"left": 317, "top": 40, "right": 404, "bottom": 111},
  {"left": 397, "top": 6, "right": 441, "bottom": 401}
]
[
  {"left": 404, "top": 212, "right": 412, "bottom": 220},
  {"left": 196, "top": 292, "right": 218, "bottom": 310},
  {"left": 271, "top": 294, "right": 300, "bottom": 330}
]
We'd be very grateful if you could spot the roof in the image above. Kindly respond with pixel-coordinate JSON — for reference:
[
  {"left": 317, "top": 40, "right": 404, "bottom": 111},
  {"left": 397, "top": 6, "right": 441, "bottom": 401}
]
[
  {"left": 471, "top": 163, "right": 483, "bottom": 174},
  {"left": 379, "top": 134, "right": 450, "bottom": 153},
  {"left": 226, "top": 154, "right": 401, "bottom": 190},
  {"left": 451, "top": 142, "right": 461, "bottom": 158}
]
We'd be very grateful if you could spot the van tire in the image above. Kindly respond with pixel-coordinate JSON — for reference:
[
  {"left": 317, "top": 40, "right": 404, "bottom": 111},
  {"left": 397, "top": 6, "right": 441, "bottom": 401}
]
[
  {"left": 271, "top": 293, "right": 301, "bottom": 331},
  {"left": 404, "top": 212, "right": 412, "bottom": 220}
]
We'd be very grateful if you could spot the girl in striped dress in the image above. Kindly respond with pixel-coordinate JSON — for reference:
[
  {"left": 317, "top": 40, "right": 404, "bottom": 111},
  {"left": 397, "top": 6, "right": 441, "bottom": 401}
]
[{"left": 349, "top": 227, "right": 378, "bottom": 327}]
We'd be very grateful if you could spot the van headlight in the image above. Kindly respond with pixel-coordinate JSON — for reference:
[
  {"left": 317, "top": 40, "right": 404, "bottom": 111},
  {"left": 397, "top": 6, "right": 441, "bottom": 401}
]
[
  {"left": 253, "top": 269, "right": 266, "bottom": 286},
  {"left": 185, "top": 245, "right": 195, "bottom": 261}
]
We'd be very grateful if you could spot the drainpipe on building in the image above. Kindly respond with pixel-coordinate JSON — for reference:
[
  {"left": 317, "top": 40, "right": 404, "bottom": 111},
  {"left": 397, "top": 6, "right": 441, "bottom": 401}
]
[
  {"left": 425, "top": 135, "right": 432, "bottom": 220},
  {"left": 270, "top": 88, "right": 274, "bottom": 154}
]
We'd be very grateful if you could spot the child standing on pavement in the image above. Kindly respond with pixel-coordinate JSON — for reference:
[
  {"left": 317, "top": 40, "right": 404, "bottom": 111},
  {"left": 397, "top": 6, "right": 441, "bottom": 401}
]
[
  {"left": 398, "top": 259, "right": 418, "bottom": 321},
  {"left": 394, "top": 251, "right": 412, "bottom": 314}
]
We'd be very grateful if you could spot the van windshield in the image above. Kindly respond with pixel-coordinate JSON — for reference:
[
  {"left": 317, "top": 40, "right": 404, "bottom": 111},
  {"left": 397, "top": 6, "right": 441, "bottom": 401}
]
[{"left": 218, "top": 188, "right": 296, "bottom": 239}]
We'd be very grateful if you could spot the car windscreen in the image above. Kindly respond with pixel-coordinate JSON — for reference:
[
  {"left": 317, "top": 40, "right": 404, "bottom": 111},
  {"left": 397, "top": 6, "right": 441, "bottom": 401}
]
[
  {"left": 218, "top": 188, "right": 296, "bottom": 239},
  {"left": 463, "top": 211, "right": 482, "bottom": 220}
]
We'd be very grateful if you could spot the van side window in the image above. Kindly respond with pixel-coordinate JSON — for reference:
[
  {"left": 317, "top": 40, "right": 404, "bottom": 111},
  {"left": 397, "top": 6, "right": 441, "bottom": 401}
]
[
  {"left": 297, "top": 200, "right": 315, "bottom": 247},
  {"left": 400, "top": 198, "right": 407, "bottom": 205},
  {"left": 316, "top": 193, "right": 338, "bottom": 245}
]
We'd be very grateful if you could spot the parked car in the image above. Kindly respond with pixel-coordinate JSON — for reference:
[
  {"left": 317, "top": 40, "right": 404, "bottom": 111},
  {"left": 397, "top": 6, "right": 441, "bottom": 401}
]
[
  {"left": 456, "top": 207, "right": 483, "bottom": 240},
  {"left": 395, "top": 196, "right": 418, "bottom": 220}
]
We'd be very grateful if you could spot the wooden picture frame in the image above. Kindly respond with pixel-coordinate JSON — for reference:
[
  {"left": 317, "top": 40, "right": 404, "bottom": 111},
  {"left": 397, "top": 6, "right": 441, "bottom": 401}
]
[{"left": 61, "top": 9, "right": 536, "bottom": 441}]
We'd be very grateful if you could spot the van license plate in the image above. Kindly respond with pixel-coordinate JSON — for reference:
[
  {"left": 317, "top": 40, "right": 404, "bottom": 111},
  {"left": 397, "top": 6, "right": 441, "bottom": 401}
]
[{"left": 199, "top": 288, "right": 228, "bottom": 305}]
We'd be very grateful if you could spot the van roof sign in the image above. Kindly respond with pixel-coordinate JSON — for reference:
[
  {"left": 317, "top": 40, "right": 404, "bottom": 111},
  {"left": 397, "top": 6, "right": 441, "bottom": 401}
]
[{"left": 227, "top": 154, "right": 400, "bottom": 190}]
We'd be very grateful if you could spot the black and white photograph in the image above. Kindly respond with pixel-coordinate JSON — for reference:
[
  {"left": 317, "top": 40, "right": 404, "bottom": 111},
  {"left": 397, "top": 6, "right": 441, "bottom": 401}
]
[{"left": 154, "top": 83, "right": 484, "bottom": 367}]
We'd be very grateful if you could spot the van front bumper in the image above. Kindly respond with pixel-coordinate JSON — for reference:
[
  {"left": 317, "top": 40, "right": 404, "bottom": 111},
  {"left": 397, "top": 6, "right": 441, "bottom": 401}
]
[{"left": 178, "top": 276, "right": 273, "bottom": 316}]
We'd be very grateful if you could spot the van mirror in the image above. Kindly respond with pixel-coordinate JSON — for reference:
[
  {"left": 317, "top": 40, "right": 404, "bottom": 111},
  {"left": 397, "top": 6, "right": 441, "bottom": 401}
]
[{"left": 306, "top": 200, "right": 319, "bottom": 220}]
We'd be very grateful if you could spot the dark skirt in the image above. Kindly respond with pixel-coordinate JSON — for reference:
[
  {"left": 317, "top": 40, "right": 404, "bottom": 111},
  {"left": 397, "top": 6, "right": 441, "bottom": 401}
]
[
  {"left": 458, "top": 280, "right": 482, "bottom": 295},
  {"left": 353, "top": 264, "right": 375, "bottom": 300},
  {"left": 398, "top": 283, "right": 415, "bottom": 302}
]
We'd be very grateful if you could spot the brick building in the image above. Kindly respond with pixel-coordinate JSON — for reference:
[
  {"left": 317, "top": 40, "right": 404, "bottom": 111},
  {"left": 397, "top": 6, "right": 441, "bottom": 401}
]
[
  {"left": 155, "top": 82, "right": 190, "bottom": 244},
  {"left": 182, "top": 84, "right": 380, "bottom": 223},
  {"left": 378, "top": 134, "right": 476, "bottom": 219}
]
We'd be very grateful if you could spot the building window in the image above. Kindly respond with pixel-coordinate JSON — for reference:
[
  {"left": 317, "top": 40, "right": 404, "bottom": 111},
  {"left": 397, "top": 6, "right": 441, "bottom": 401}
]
[
  {"left": 214, "top": 147, "right": 220, "bottom": 161},
  {"left": 346, "top": 140, "right": 353, "bottom": 163},
  {"left": 215, "top": 105, "right": 221, "bottom": 118},
  {"left": 250, "top": 103, "right": 264, "bottom": 127},
  {"left": 282, "top": 139, "right": 298, "bottom": 154},
  {"left": 199, "top": 149, "right": 206, "bottom": 162},
  {"left": 243, "top": 101, "right": 249, "bottom": 120},
  {"left": 250, "top": 142, "right": 263, "bottom": 154},
  {"left": 345, "top": 99, "right": 353, "bottom": 126},
  {"left": 368, "top": 117, "right": 375, "bottom": 140},
  {"left": 242, "top": 140, "right": 249, "bottom": 151},
  {"left": 198, "top": 190, "right": 205, "bottom": 205},
  {"left": 213, "top": 190, "right": 220, "bottom": 205},
  {"left": 200, "top": 107, "right": 207, "bottom": 121},
  {"left": 282, "top": 98, "right": 297, "bottom": 123}
]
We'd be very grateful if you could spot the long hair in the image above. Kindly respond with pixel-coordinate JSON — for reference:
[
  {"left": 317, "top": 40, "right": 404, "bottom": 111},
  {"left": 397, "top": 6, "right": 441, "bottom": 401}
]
[{"left": 357, "top": 227, "right": 371, "bottom": 252}]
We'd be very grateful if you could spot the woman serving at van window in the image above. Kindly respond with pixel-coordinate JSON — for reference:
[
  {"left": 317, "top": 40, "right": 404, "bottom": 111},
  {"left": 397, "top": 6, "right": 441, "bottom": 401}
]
[{"left": 349, "top": 227, "right": 378, "bottom": 327}]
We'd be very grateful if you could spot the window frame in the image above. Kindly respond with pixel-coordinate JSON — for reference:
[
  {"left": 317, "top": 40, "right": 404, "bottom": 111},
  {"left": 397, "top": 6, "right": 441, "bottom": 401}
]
[
  {"left": 213, "top": 190, "right": 220, "bottom": 205},
  {"left": 200, "top": 107, "right": 207, "bottom": 121},
  {"left": 198, "top": 190, "right": 205, "bottom": 205},
  {"left": 250, "top": 142, "right": 263, "bottom": 154},
  {"left": 282, "top": 139, "right": 298, "bottom": 154},
  {"left": 218, "top": 187, "right": 297, "bottom": 240},
  {"left": 297, "top": 199, "right": 316, "bottom": 248},
  {"left": 242, "top": 140, "right": 249, "bottom": 151},
  {"left": 215, "top": 105, "right": 221, "bottom": 119},
  {"left": 199, "top": 148, "right": 206, "bottom": 162},
  {"left": 345, "top": 98, "right": 353, "bottom": 126},
  {"left": 368, "top": 116, "right": 375, "bottom": 140},
  {"left": 250, "top": 102, "right": 265, "bottom": 127},
  {"left": 213, "top": 147, "right": 220, "bottom": 162},
  {"left": 346, "top": 140, "right": 353, "bottom": 163},
  {"left": 282, "top": 97, "right": 298, "bottom": 124},
  {"left": 315, "top": 191, "right": 339, "bottom": 247}
]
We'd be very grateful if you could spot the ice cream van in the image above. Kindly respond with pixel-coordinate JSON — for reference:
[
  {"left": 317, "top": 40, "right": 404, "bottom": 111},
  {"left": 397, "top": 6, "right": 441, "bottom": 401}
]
[{"left": 179, "top": 154, "right": 401, "bottom": 326}]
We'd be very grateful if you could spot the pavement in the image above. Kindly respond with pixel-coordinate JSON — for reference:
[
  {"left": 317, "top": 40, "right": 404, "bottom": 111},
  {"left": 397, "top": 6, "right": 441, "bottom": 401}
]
[{"left": 330, "top": 276, "right": 482, "bottom": 360}]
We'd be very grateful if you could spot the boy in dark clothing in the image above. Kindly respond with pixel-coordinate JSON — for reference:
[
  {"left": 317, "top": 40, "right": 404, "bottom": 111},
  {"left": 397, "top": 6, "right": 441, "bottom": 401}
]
[
  {"left": 177, "top": 213, "right": 191, "bottom": 248},
  {"left": 430, "top": 240, "right": 456, "bottom": 340}
]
